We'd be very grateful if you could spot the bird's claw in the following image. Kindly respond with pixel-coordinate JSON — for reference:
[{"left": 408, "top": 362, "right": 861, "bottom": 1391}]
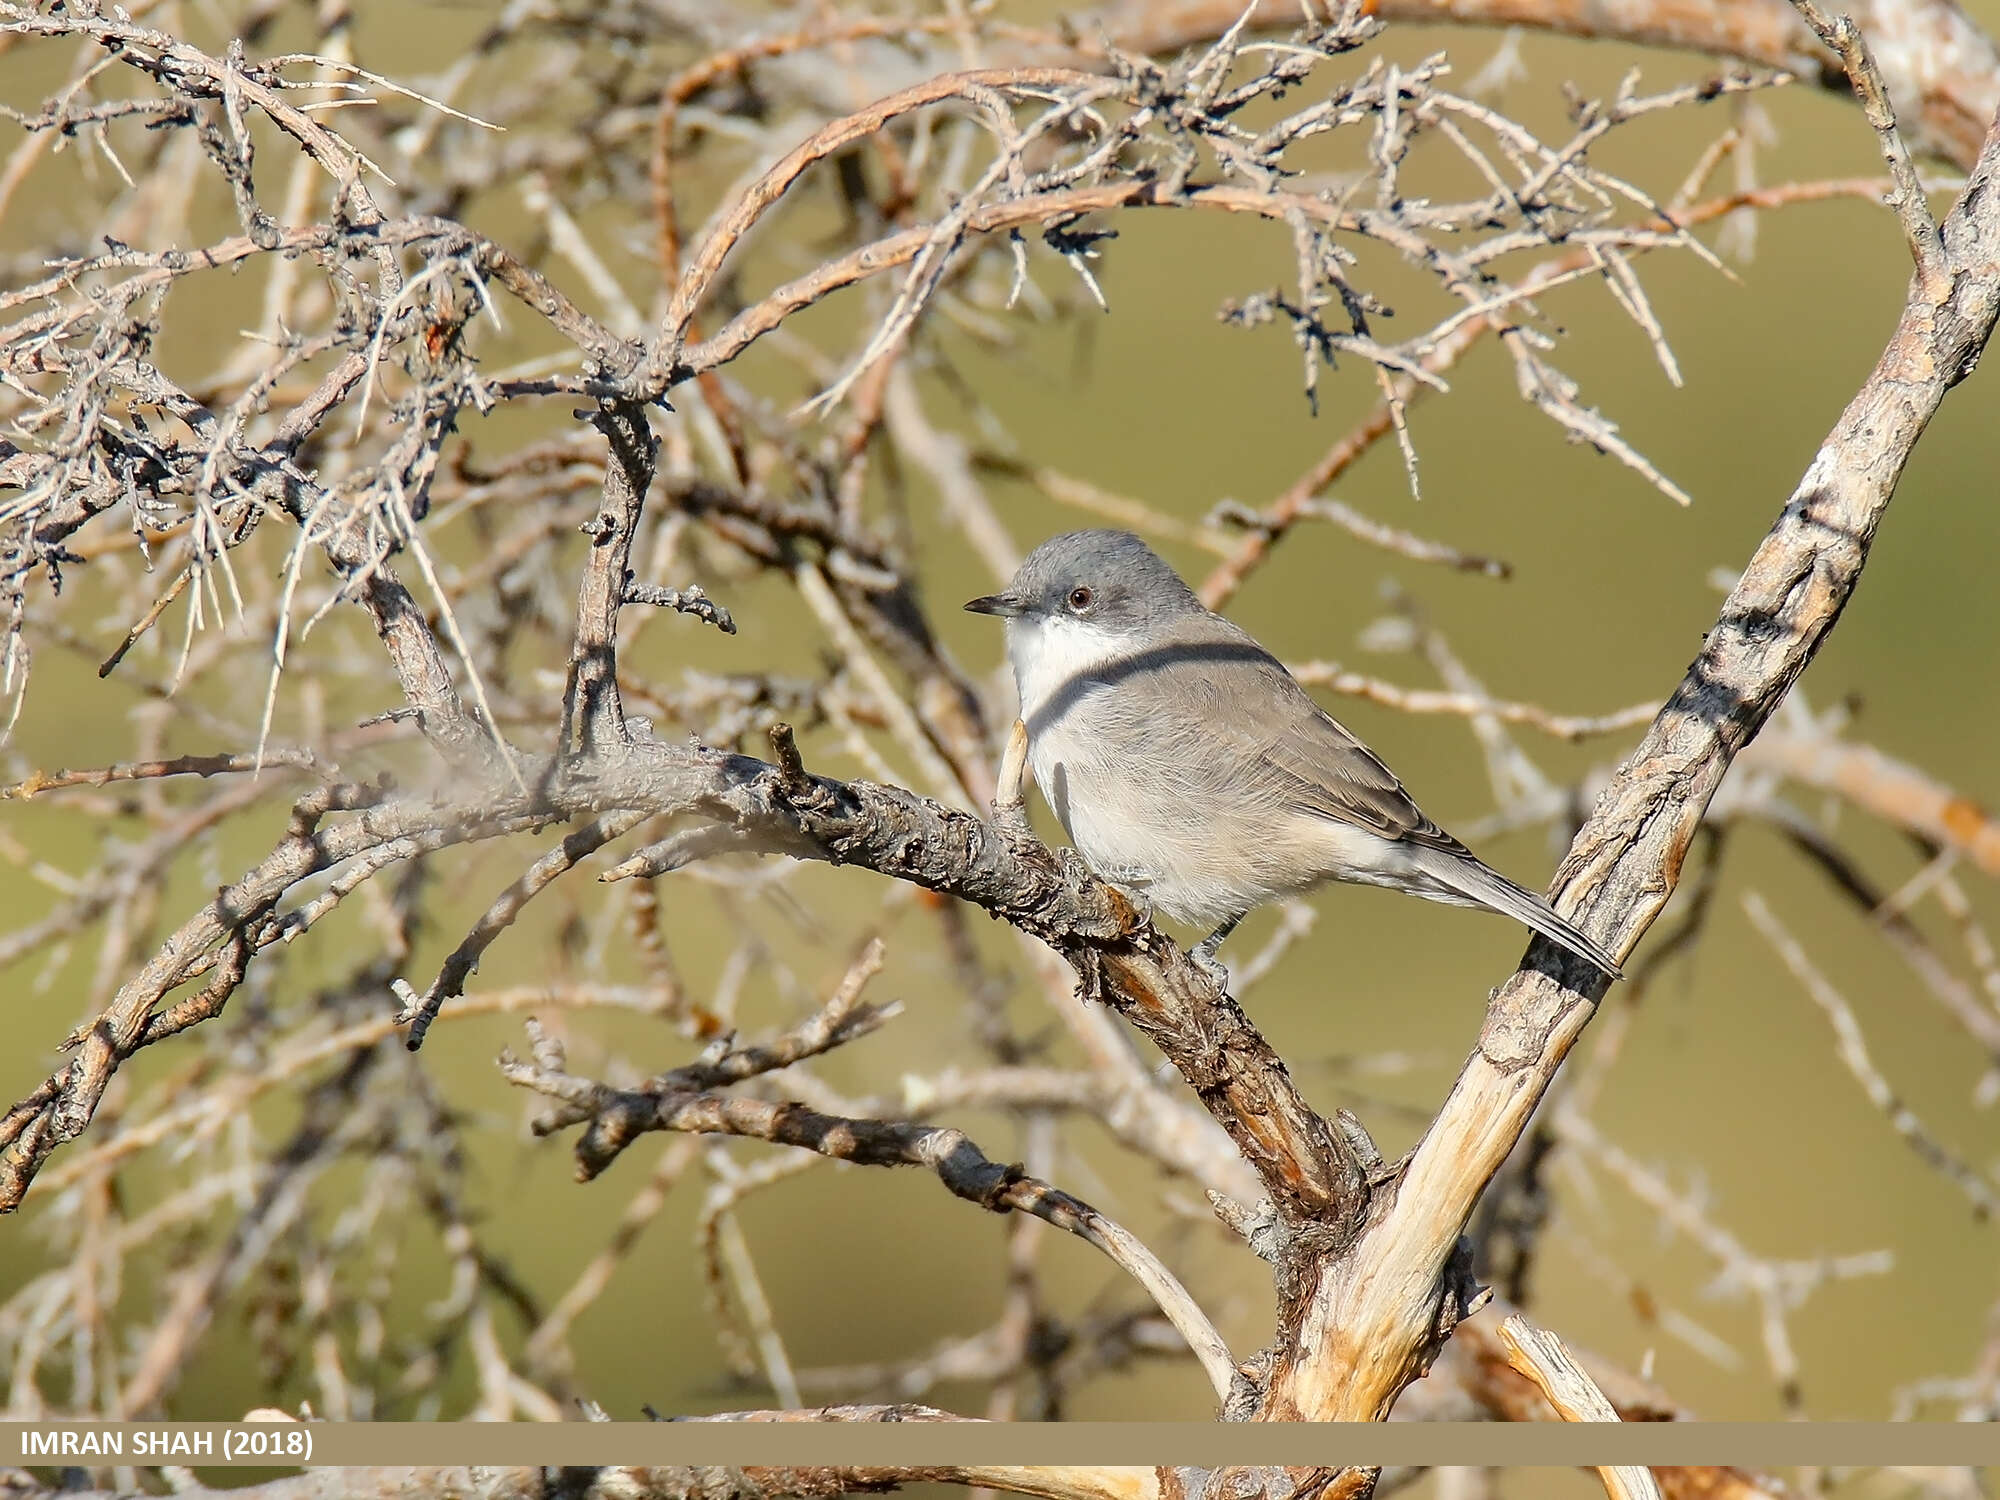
[
  {"left": 1190, "top": 916, "right": 1241, "bottom": 995},
  {"left": 1191, "top": 940, "right": 1232, "bottom": 994}
]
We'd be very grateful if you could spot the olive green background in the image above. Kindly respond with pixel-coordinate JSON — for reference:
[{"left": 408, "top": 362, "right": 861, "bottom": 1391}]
[{"left": 2, "top": 0, "right": 1997, "bottom": 1439}]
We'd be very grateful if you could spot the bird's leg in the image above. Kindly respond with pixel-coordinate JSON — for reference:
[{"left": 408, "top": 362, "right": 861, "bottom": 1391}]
[{"left": 1191, "top": 915, "right": 1242, "bottom": 991}]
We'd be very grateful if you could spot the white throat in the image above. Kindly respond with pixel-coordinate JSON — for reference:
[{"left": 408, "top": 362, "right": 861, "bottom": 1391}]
[{"left": 1005, "top": 613, "right": 1131, "bottom": 721}]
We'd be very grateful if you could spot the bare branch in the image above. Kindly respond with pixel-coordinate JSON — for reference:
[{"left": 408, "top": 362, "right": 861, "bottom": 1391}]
[
  {"left": 2, "top": 0, "right": 1992, "bottom": 1444},
  {"left": 500, "top": 1015, "right": 1241, "bottom": 1406},
  {"left": 1745, "top": 727, "right": 2000, "bottom": 876},
  {"left": 1744, "top": 891, "right": 1999, "bottom": 1219},
  {"left": 401, "top": 810, "right": 652, "bottom": 1050},
  {"left": 1789, "top": 0, "right": 1948, "bottom": 281},
  {"left": 562, "top": 402, "right": 659, "bottom": 757},
  {"left": 1256, "top": 82, "right": 2000, "bottom": 1423},
  {"left": 1496, "top": 1314, "right": 1664, "bottom": 1500},
  {"left": 1287, "top": 663, "right": 1658, "bottom": 743}
]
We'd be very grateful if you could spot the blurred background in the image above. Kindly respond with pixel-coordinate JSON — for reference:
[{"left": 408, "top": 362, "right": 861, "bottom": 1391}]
[{"left": 1, "top": 0, "right": 1998, "bottom": 1453}]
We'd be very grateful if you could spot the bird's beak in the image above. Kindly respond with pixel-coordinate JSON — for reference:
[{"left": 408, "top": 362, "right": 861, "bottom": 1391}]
[{"left": 963, "top": 591, "right": 1025, "bottom": 618}]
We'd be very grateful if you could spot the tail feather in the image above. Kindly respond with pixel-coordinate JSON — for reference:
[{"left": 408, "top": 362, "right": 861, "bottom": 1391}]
[{"left": 1411, "top": 846, "right": 1624, "bottom": 980}]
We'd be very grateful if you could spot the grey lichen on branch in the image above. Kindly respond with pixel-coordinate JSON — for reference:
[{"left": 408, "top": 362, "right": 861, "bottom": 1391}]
[
  {"left": 625, "top": 581, "right": 736, "bottom": 635},
  {"left": 1086, "top": 0, "right": 2000, "bottom": 174}
]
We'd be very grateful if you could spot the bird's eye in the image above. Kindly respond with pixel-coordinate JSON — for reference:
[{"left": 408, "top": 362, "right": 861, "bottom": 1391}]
[{"left": 1067, "top": 586, "right": 1094, "bottom": 612}]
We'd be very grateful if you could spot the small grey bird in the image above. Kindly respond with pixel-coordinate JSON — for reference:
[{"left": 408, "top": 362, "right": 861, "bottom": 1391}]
[{"left": 965, "top": 529, "right": 1621, "bottom": 982}]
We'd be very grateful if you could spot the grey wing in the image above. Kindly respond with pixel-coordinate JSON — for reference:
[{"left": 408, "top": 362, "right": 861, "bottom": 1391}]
[
  {"left": 1122, "top": 617, "right": 1623, "bottom": 977},
  {"left": 1148, "top": 615, "right": 1473, "bottom": 856},
  {"left": 1257, "top": 697, "right": 1475, "bottom": 856}
]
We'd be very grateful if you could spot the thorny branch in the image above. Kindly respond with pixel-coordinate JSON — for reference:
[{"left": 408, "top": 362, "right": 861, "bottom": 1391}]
[{"left": 1, "top": 0, "right": 1997, "bottom": 1485}]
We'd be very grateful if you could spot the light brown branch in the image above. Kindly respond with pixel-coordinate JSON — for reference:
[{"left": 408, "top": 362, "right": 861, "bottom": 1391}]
[
  {"left": 1287, "top": 663, "right": 1658, "bottom": 743},
  {"left": 1257, "top": 78, "right": 2000, "bottom": 1423},
  {"left": 1496, "top": 1314, "right": 1664, "bottom": 1500},
  {"left": 655, "top": 66, "right": 1104, "bottom": 385},
  {"left": 1744, "top": 727, "right": 2000, "bottom": 875}
]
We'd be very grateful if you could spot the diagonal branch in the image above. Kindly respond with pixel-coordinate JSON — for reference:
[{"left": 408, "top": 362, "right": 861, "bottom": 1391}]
[
  {"left": 1255, "top": 77, "right": 2000, "bottom": 1422},
  {"left": 0, "top": 785, "right": 557, "bottom": 1211},
  {"left": 1496, "top": 1314, "right": 1664, "bottom": 1500},
  {"left": 500, "top": 1015, "right": 1242, "bottom": 1407},
  {"left": 400, "top": 809, "right": 652, "bottom": 1050},
  {"left": 1744, "top": 890, "right": 2000, "bottom": 1219}
]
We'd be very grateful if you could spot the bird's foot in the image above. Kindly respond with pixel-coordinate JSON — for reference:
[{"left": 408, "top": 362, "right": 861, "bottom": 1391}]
[
  {"left": 1192, "top": 947, "right": 1232, "bottom": 993},
  {"left": 1088, "top": 868, "right": 1157, "bottom": 936},
  {"left": 1113, "top": 882, "right": 1154, "bottom": 925},
  {"left": 1191, "top": 925, "right": 1236, "bottom": 994}
]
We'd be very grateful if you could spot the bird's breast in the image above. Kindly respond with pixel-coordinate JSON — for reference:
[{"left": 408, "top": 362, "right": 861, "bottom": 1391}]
[{"left": 1012, "top": 645, "right": 1281, "bottom": 926}]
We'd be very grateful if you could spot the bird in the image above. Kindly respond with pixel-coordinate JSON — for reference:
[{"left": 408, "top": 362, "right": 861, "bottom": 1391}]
[{"left": 963, "top": 528, "right": 1622, "bottom": 984}]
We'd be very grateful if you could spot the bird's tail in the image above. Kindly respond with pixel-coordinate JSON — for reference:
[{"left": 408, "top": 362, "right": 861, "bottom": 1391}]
[{"left": 1411, "top": 846, "right": 1624, "bottom": 980}]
